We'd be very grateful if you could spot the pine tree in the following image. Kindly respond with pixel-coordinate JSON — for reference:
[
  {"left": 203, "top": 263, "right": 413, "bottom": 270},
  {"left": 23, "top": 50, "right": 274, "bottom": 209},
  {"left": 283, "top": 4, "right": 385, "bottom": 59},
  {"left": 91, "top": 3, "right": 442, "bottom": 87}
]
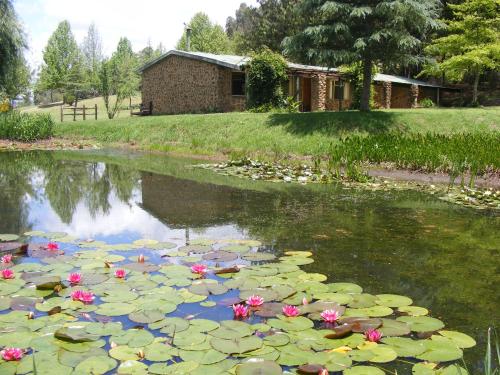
[{"left": 283, "top": 0, "right": 442, "bottom": 111}]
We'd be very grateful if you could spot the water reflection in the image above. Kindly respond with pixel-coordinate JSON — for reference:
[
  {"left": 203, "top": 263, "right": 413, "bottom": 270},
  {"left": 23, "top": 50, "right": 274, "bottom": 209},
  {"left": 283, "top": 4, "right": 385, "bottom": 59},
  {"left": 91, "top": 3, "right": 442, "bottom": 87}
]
[{"left": 0, "top": 150, "right": 499, "bottom": 368}]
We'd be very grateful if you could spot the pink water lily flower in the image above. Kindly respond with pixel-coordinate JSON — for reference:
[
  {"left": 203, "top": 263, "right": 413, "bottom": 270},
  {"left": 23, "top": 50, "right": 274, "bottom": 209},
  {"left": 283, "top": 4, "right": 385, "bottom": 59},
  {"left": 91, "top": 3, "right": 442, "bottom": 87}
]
[
  {"left": 46, "top": 242, "right": 59, "bottom": 250},
  {"left": 318, "top": 369, "right": 329, "bottom": 375},
  {"left": 67, "top": 273, "right": 82, "bottom": 284},
  {"left": 1, "top": 269, "right": 15, "bottom": 279},
  {"left": 232, "top": 304, "right": 249, "bottom": 318},
  {"left": 1, "top": 347, "right": 23, "bottom": 361},
  {"left": 1, "top": 254, "right": 13, "bottom": 263},
  {"left": 320, "top": 309, "right": 342, "bottom": 323},
  {"left": 114, "top": 269, "right": 126, "bottom": 279},
  {"left": 246, "top": 295, "right": 264, "bottom": 307},
  {"left": 191, "top": 264, "right": 208, "bottom": 275},
  {"left": 137, "top": 254, "right": 145, "bottom": 263},
  {"left": 71, "top": 290, "right": 95, "bottom": 304},
  {"left": 282, "top": 305, "right": 300, "bottom": 317},
  {"left": 365, "top": 328, "right": 383, "bottom": 342}
]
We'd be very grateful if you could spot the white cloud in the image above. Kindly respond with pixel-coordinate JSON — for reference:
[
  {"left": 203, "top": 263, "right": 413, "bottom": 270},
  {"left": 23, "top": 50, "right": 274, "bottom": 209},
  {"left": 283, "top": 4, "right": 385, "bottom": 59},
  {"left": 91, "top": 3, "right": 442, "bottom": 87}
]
[{"left": 15, "top": 0, "right": 257, "bottom": 68}]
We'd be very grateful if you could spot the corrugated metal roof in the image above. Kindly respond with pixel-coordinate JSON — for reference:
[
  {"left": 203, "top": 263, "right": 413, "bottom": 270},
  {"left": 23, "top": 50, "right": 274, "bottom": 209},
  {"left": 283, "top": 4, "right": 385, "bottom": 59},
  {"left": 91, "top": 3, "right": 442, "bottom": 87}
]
[
  {"left": 139, "top": 50, "right": 337, "bottom": 73},
  {"left": 373, "top": 73, "right": 444, "bottom": 88}
]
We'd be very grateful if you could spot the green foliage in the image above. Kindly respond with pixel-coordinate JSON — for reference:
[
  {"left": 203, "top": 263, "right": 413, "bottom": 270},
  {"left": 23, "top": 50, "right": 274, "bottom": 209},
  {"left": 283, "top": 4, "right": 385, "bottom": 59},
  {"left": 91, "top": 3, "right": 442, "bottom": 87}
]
[
  {"left": 330, "top": 132, "right": 499, "bottom": 178},
  {"left": 284, "top": 0, "right": 442, "bottom": 111},
  {"left": 81, "top": 23, "right": 103, "bottom": 97},
  {"left": 419, "top": 98, "right": 435, "bottom": 108},
  {"left": 0, "top": 0, "right": 26, "bottom": 94},
  {"left": 341, "top": 63, "right": 376, "bottom": 109},
  {"left": 177, "top": 13, "right": 232, "bottom": 54},
  {"left": 1, "top": 55, "right": 31, "bottom": 100},
  {"left": 0, "top": 111, "right": 54, "bottom": 141},
  {"left": 100, "top": 38, "right": 139, "bottom": 119},
  {"left": 227, "top": 0, "right": 305, "bottom": 54},
  {"left": 37, "top": 21, "right": 84, "bottom": 102},
  {"left": 247, "top": 49, "right": 288, "bottom": 108},
  {"left": 483, "top": 328, "right": 499, "bottom": 375},
  {"left": 423, "top": 0, "right": 500, "bottom": 105}
]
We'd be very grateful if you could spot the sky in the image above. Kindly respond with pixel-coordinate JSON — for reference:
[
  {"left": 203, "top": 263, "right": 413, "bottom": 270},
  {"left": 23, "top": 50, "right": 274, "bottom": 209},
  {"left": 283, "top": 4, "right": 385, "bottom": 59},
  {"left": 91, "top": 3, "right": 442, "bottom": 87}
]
[{"left": 14, "top": 0, "right": 257, "bottom": 68}]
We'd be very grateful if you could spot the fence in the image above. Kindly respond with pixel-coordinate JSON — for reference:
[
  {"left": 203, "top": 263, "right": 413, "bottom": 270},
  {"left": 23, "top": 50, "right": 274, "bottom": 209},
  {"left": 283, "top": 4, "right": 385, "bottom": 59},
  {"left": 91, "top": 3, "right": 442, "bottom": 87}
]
[{"left": 60, "top": 104, "right": 97, "bottom": 122}]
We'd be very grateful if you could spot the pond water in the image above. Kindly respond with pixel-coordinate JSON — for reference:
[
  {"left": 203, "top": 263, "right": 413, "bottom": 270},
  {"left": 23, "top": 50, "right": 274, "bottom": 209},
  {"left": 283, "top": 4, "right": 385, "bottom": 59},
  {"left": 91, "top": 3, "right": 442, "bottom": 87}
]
[{"left": 0, "top": 150, "right": 499, "bottom": 373}]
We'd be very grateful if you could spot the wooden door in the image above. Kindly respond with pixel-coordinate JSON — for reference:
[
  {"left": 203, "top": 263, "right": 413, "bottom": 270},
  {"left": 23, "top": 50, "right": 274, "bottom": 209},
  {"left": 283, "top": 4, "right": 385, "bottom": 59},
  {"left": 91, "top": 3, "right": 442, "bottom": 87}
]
[{"left": 301, "top": 78, "right": 312, "bottom": 112}]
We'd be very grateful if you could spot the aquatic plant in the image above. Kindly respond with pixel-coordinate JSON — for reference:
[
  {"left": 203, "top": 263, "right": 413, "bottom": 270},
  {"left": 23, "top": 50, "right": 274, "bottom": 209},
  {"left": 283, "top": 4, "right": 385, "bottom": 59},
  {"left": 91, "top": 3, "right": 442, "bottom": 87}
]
[
  {"left": 1, "top": 269, "right": 14, "bottom": 279},
  {"left": 46, "top": 242, "right": 59, "bottom": 250},
  {"left": 321, "top": 309, "right": 342, "bottom": 323},
  {"left": 191, "top": 264, "right": 208, "bottom": 275},
  {"left": 0, "top": 231, "right": 479, "bottom": 374},
  {"left": 67, "top": 272, "right": 82, "bottom": 284},
  {"left": 246, "top": 295, "right": 265, "bottom": 307},
  {"left": 0, "top": 254, "right": 12, "bottom": 263},
  {"left": 1, "top": 347, "right": 23, "bottom": 361},
  {"left": 365, "top": 328, "right": 383, "bottom": 343},
  {"left": 114, "top": 269, "right": 126, "bottom": 279},
  {"left": 232, "top": 304, "right": 249, "bottom": 318}
]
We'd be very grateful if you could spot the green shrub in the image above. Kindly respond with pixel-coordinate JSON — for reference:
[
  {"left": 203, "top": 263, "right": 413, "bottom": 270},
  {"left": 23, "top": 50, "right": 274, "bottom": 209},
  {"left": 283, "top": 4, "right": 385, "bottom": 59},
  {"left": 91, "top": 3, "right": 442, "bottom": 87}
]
[
  {"left": 247, "top": 49, "right": 288, "bottom": 109},
  {"left": 419, "top": 98, "right": 435, "bottom": 108},
  {"left": 0, "top": 111, "right": 54, "bottom": 141}
]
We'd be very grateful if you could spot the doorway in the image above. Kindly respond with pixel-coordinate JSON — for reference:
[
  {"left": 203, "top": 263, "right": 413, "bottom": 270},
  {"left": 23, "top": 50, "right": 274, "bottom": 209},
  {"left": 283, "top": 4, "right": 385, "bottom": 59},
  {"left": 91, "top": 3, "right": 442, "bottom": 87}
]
[{"left": 301, "top": 77, "right": 312, "bottom": 112}]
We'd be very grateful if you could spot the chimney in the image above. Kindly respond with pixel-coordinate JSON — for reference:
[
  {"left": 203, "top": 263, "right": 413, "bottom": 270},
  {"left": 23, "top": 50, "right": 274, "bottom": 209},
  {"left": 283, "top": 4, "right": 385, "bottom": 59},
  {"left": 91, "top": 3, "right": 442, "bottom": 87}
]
[{"left": 186, "top": 27, "right": 192, "bottom": 51}]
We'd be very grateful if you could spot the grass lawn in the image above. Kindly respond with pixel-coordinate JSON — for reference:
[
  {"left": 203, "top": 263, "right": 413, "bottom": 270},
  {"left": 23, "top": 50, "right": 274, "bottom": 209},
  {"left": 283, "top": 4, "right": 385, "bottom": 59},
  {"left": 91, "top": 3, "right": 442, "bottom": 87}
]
[
  {"left": 22, "top": 95, "right": 142, "bottom": 123},
  {"left": 52, "top": 106, "right": 500, "bottom": 159}
]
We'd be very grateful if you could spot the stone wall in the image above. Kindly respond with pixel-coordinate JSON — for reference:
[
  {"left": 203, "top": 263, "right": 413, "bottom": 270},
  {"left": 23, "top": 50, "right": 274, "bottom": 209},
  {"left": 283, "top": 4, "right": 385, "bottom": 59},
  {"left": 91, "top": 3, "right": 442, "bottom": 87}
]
[
  {"left": 141, "top": 55, "right": 246, "bottom": 115},
  {"left": 311, "top": 74, "right": 327, "bottom": 111}
]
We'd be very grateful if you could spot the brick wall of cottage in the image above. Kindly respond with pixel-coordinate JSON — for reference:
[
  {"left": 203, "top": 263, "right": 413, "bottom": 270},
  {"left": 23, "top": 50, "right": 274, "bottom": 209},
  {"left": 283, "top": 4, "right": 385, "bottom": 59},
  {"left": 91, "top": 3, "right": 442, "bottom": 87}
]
[
  {"left": 141, "top": 55, "right": 245, "bottom": 115},
  {"left": 311, "top": 74, "right": 327, "bottom": 111}
]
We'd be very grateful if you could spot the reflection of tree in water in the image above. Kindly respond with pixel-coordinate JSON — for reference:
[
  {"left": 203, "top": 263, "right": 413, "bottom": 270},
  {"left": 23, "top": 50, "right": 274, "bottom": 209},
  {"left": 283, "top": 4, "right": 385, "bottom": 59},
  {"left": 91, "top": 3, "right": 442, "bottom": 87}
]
[
  {"left": 0, "top": 152, "right": 39, "bottom": 234},
  {"left": 1, "top": 151, "right": 140, "bottom": 226}
]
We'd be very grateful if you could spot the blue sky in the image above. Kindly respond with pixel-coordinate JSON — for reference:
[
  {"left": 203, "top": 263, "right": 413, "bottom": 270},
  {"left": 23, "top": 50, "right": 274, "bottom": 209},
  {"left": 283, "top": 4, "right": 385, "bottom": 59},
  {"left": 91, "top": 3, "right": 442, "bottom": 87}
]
[{"left": 14, "top": 0, "right": 257, "bottom": 68}]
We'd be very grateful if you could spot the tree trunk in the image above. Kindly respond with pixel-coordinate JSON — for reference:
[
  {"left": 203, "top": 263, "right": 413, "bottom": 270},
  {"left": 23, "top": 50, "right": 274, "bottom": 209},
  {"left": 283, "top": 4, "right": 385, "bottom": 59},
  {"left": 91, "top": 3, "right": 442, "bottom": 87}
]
[
  {"left": 472, "top": 70, "right": 480, "bottom": 105},
  {"left": 360, "top": 57, "right": 372, "bottom": 112}
]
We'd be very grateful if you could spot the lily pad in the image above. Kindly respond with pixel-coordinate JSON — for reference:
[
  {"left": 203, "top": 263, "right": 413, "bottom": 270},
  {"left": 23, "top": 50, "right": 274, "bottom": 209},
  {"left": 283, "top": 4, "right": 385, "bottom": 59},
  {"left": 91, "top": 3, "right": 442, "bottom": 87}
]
[
  {"left": 416, "top": 339, "right": 463, "bottom": 362},
  {"left": 438, "top": 330, "right": 476, "bottom": 348},
  {"left": 210, "top": 336, "right": 263, "bottom": 354},
  {"left": 73, "top": 356, "right": 117, "bottom": 375},
  {"left": 344, "top": 366, "right": 385, "bottom": 375},
  {"left": 128, "top": 309, "right": 164, "bottom": 324},
  {"left": 236, "top": 360, "right": 283, "bottom": 374},
  {"left": 397, "top": 316, "right": 445, "bottom": 333},
  {"left": 0, "top": 234, "right": 20, "bottom": 242},
  {"left": 376, "top": 294, "right": 413, "bottom": 308},
  {"left": 96, "top": 302, "right": 137, "bottom": 316}
]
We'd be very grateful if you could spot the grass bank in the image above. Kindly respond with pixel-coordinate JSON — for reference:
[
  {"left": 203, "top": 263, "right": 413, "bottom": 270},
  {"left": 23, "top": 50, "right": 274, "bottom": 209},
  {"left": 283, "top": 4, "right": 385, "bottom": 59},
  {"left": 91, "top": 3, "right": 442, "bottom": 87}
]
[{"left": 53, "top": 107, "right": 499, "bottom": 159}]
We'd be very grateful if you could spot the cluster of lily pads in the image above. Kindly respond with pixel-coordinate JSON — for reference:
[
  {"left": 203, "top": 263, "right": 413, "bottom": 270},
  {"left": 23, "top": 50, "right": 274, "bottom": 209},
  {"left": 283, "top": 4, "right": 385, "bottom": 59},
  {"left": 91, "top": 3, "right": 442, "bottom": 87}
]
[
  {"left": 196, "top": 159, "right": 329, "bottom": 184},
  {"left": 195, "top": 159, "right": 499, "bottom": 210},
  {"left": 0, "top": 231, "right": 476, "bottom": 374}
]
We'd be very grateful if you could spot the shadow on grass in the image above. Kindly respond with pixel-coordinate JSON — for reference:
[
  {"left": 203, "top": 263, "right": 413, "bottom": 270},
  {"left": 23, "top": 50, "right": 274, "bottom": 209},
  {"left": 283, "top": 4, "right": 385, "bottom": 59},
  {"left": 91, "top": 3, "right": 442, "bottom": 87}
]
[{"left": 266, "top": 111, "right": 407, "bottom": 136}]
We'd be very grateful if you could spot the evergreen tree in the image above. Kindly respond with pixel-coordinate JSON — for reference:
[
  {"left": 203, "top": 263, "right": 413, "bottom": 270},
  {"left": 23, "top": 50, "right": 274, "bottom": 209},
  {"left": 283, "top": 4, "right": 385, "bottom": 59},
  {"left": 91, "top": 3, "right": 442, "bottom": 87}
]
[
  {"left": 423, "top": 0, "right": 500, "bottom": 104},
  {"left": 283, "top": 0, "right": 442, "bottom": 111},
  {"left": 81, "top": 22, "right": 103, "bottom": 96},
  {"left": 177, "top": 13, "right": 232, "bottom": 54},
  {"left": 37, "top": 21, "right": 83, "bottom": 103},
  {"left": 0, "top": 0, "right": 27, "bottom": 96},
  {"left": 227, "top": 0, "right": 305, "bottom": 54}
]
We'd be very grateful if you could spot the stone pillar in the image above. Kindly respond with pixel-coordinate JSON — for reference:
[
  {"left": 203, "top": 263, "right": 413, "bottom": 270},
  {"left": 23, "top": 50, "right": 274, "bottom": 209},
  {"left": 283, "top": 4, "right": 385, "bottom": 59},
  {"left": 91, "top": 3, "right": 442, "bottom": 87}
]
[
  {"left": 383, "top": 81, "right": 392, "bottom": 109},
  {"left": 311, "top": 73, "right": 327, "bottom": 111},
  {"left": 410, "top": 84, "right": 419, "bottom": 108}
]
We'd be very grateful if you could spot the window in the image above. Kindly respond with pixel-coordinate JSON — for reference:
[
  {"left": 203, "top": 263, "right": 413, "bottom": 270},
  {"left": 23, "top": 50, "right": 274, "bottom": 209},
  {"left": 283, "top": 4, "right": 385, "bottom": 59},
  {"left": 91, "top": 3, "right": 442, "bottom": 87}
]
[
  {"left": 231, "top": 72, "right": 246, "bottom": 96},
  {"left": 334, "top": 81, "right": 345, "bottom": 100}
]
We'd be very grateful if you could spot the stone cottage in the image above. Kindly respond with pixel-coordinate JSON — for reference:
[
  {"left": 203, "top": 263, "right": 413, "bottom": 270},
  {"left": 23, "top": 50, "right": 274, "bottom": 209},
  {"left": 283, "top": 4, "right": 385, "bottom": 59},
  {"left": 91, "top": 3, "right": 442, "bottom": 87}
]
[{"left": 139, "top": 50, "right": 352, "bottom": 115}]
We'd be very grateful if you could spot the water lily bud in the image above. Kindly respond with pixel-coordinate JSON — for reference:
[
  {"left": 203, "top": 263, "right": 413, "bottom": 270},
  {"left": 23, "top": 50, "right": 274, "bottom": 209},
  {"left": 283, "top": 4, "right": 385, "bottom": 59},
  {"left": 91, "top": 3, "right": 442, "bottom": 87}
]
[
  {"left": 110, "top": 341, "right": 117, "bottom": 349},
  {"left": 138, "top": 254, "right": 145, "bottom": 263},
  {"left": 104, "top": 261, "right": 113, "bottom": 268},
  {"left": 138, "top": 349, "right": 145, "bottom": 359},
  {"left": 319, "top": 369, "right": 329, "bottom": 375},
  {"left": 27, "top": 312, "right": 34, "bottom": 320}
]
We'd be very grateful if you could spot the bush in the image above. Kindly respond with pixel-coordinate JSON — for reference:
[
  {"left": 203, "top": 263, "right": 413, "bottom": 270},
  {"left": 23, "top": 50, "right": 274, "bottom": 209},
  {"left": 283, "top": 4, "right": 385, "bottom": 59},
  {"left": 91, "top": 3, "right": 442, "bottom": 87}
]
[
  {"left": 419, "top": 98, "right": 435, "bottom": 108},
  {"left": 247, "top": 49, "right": 288, "bottom": 109},
  {"left": 0, "top": 111, "right": 54, "bottom": 141}
]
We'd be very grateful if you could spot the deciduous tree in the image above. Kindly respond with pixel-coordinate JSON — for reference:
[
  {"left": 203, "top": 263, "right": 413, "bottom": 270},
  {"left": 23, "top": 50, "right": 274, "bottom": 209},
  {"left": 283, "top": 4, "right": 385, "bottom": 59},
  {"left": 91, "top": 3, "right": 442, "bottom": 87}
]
[
  {"left": 81, "top": 22, "right": 103, "bottom": 96},
  {"left": 423, "top": 0, "right": 500, "bottom": 104},
  {"left": 177, "top": 13, "right": 232, "bottom": 54},
  {"left": 37, "top": 21, "right": 83, "bottom": 103},
  {"left": 283, "top": 0, "right": 442, "bottom": 111}
]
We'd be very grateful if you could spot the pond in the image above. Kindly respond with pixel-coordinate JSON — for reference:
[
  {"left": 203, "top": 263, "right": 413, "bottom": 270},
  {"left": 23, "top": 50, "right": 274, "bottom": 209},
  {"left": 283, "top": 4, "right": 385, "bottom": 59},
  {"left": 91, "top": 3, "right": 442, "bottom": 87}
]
[{"left": 0, "top": 150, "right": 498, "bottom": 374}]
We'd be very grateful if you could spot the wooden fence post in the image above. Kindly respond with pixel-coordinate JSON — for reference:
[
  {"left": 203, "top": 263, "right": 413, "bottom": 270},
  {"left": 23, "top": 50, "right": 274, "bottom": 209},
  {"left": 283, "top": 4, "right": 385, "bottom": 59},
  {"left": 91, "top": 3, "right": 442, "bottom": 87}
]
[
  {"left": 95, "top": 104, "right": 97, "bottom": 120},
  {"left": 83, "top": 105, "right": 86, "bottom": 120},
  {"left": 73, "top": 106, "right": 76, "bottom": 121},
  {"left": 60, "top": 106, "right": 63, "bottom": 122}
]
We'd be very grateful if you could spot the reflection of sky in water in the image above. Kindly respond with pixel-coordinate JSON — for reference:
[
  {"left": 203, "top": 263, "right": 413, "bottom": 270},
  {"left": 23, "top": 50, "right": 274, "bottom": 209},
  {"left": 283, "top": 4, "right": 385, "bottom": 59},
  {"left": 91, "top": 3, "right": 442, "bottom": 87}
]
[{"left": 26, "top": 184, "right": 248, "bottom": 244}]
